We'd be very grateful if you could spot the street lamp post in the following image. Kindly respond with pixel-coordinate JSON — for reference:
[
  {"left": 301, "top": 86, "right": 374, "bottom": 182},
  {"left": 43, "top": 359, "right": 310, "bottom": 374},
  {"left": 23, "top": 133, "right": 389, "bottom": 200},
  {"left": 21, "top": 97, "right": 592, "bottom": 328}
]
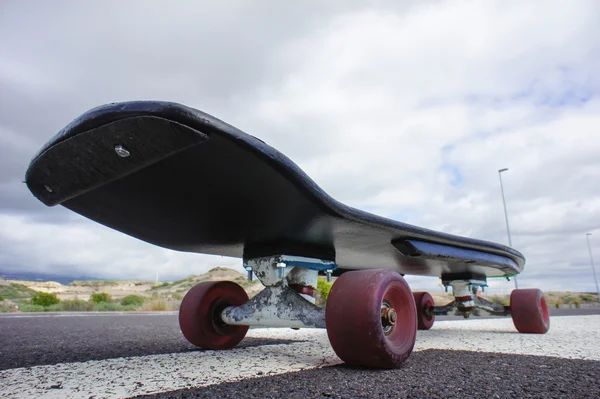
[
  {"left": 585, "top": 233, "right": 600, "bottom": 304},
  {"left": 498, "top": 168, "right": 518, "bottom": 289}
]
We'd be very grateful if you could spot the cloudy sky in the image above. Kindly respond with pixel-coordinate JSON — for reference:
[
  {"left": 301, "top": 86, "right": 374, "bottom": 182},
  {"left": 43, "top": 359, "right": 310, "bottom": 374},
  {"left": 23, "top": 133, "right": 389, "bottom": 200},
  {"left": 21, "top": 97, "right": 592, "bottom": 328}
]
[{"left": 1, "top": 0, "right": 599, "bottom": 294}]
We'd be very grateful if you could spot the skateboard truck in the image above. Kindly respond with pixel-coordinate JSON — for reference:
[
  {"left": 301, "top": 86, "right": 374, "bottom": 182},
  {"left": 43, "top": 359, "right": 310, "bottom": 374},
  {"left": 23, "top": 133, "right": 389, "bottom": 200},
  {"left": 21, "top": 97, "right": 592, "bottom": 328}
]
[
  {"left": 220, "top": 255, "right": 335, "bottom": 329},
  {"left": 431, "top": 278, "right": 510, "bottom": 318}
]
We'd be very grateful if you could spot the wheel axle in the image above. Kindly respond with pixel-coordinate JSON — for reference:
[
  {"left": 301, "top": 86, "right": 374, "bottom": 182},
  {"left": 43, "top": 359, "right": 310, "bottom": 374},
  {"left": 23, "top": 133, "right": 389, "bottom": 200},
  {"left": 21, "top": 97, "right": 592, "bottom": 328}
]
[
  {"left": 381, "top": 306, "right": 397, "bottom": 326},
  {"left": 381, "top": 301, "right": 398, "bottom": 335}
]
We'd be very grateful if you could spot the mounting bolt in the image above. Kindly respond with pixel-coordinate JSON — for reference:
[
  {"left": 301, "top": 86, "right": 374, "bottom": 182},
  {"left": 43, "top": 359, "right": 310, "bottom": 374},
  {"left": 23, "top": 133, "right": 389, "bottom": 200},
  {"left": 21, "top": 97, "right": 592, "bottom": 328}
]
[
  {"left": 114, "top": 145, "right": 131, "bottom": 158},
  {"left": 275, "top": 262, "right": 286, "bottom": 279},
  {"left": 326, "top": 269, "right": 333, "bottom": 282},
  {"left": 245, "top": 266, "right": 253, "bottom": 281},
  {"left": 44, "top": 185, "right": 53, "bottom": 193}
]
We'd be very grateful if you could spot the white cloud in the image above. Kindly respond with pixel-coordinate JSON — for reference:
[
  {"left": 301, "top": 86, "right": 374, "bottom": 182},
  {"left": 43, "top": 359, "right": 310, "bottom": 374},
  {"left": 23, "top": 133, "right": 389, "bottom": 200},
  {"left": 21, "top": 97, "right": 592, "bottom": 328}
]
[
  {"left": 247, "top": 0, "right": 600, "bottom": 293},
  {"left": 0, "top": 213, "right": 241, "bottom": 281},
  {"left": 1, "top": 0, "right": 599, "bottom": 294}
]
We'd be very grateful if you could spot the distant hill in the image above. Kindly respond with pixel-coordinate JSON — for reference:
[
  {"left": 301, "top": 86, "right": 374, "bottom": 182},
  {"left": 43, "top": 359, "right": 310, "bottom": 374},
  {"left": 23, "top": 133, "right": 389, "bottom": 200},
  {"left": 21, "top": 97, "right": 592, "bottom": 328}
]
[
  {"left": 149, "top": 266, "right": 263, "bottom": 297},
  {"left": 1, "top": 267, "right": 263, "bottom": 303},
  {"left": 0, "top": 271, "right": 101, "bottom": 285}
]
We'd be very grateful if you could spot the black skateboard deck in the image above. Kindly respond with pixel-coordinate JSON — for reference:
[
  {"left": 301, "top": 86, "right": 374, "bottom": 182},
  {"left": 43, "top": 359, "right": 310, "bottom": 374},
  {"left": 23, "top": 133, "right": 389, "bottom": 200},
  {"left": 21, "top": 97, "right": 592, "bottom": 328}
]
[{"left": 25, "top": 101, "right": 525, "bottom": 279}]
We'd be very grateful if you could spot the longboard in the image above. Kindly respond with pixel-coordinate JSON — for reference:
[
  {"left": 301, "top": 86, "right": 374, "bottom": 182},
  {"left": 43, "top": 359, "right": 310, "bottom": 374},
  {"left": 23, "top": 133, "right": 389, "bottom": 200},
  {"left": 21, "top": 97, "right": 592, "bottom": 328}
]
[
  {"left": 25, "top": 101, "right": 550, "bottom": 369},
  {"left": 25, "top": 101, "right": 524, "bottom": 280}
]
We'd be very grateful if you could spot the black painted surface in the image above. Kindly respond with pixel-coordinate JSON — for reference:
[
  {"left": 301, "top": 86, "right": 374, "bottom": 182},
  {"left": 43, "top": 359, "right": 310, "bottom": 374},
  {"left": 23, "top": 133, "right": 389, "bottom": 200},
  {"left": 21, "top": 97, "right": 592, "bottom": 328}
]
[{"left": 25, "top": 101, "right": 525, "bottom": 278}]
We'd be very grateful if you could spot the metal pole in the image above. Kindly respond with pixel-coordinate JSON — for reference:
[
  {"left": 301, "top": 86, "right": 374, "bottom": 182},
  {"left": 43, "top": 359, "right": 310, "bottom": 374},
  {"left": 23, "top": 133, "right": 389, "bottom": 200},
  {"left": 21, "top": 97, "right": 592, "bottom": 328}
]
[
  {"left": 498, "top": 168, "right": 518, "bottom": 289},
  {"left": 585, "top": 233, "right": 600, "bottom": 304}
]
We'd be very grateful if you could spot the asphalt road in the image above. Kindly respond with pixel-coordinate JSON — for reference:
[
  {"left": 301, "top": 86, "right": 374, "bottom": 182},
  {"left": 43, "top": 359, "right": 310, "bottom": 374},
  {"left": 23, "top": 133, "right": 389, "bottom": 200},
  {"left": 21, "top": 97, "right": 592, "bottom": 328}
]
[
  {"left": 1, "top": 309, "right": 599, "bottom": 398},
  {"left": 0, "top": 312, "right": 298, "bottom": 371},
  {"left": 2, "top": 308, "right": 598, "bottom": 371},
  {"left": 140, "top": 351, "right": 599, "bottom": 399}
]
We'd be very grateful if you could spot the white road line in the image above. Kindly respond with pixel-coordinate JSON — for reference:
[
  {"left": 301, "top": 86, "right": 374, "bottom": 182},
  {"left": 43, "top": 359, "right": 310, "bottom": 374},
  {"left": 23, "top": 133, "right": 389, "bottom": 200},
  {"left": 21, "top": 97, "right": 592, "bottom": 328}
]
[
  {"left": 414, "top": 315, "right": 600, "bottom": 360},
  {"left": 1, "top": 316, "right": 598, "bottom": 399}
]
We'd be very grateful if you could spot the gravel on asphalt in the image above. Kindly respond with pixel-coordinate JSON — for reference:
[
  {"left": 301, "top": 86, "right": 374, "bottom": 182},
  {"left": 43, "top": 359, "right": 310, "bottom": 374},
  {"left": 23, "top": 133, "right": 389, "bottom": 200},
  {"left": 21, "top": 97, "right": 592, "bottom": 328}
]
[
  {"left": 0, "top": 313, "right": 299, "bottom": 370},
  {"left": 136, "top": 349, "right": 600, "bottom": 399}
]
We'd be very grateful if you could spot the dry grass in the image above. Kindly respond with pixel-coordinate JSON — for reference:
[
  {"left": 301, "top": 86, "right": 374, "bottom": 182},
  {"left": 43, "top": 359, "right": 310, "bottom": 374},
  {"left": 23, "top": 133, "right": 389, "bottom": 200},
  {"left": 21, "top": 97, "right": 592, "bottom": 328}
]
[{"left": 143, "top": 297, "right": 181, "bottom": 311}]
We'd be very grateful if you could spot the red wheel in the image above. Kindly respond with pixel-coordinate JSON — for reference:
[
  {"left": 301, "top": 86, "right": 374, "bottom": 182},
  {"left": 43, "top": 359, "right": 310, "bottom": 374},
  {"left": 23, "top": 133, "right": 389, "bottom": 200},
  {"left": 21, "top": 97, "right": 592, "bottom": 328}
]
[
  {"left": 326, "top": 270, "right": 417, "bottom": 368},
  {"left": 510, "top": 289, "right": 550, "bottom": 334},
  {"left": 413, "top": 292, "right": 435, "bottom": 330},
  {"left": 179, "top": 281, "right": 249, "bottom": 349}
]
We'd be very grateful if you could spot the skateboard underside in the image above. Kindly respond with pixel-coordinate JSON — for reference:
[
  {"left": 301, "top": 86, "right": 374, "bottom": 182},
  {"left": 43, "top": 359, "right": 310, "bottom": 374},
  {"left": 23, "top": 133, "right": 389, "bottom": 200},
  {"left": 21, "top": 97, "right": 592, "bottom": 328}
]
[{"left": 25, "top": 101, "right": 525, "bottom": 279}]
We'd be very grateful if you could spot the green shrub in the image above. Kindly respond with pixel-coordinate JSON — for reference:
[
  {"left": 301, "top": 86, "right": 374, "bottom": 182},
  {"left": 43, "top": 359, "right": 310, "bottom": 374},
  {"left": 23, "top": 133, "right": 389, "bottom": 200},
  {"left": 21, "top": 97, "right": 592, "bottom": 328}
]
[
  {"left": 31, "top": 292, "right": 60, "bottom": 307},
  {"left": 573, "top": 300, "right": 580, "bottom": 309},
  {"left": 94, "top": 302, "right": 122, "bottom": 311},
  {"left": 554, "top": 301, "right": 561, "bottom": 309},
  {"left": 0, "top": 295, "right": 4, "bottom": 301},
  {"left": 46, "top": 303, "right": 64, "bottom": 312},
  {"left": 90, "top": 292, "right": 112, "bottom": 303},
  {"left": 0, "top": 283, "right": 37, "bottom": 300},
  {"left": 20, "top": 304, "right": 45, "bottom": 312},
  {"left": 317, "top": 278, "right": 333, "bottom": 301},
  {"left": 62, "top": 299, "right": 93, "bottom": 311},
  {"left": 488, "top": 295, "right": 509, "bottom": 306},
  {"left": 171, "top": 293, "right": 183, "bottom": 300},
  {"left": 120, "top": 295, "right": 145, "bottom": 307},
  {"left": 151, "top": 282, "right": 171, "bottom": 290},
  {"left": 121, "top": 305, "right": 139, "bottom": 311},
  {"left": 581, "top": 294, "right": 594, "bottom": 302},
  {"left": 1, "top": 303, "right": 12, "bottom": 312}
]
